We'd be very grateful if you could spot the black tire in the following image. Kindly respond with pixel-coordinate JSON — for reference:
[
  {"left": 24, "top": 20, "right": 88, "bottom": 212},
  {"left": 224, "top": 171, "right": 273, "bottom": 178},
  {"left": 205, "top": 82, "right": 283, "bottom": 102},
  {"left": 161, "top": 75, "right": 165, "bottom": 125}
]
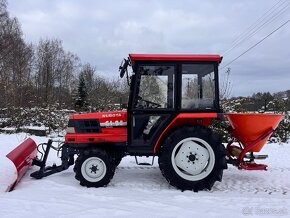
[
  {"left": 113, "top": 157, "right": 122, "bottom": 167},
  {"left": 110, "top": 151, "right": 125, "bottom": 168},
  {"left": 74, "top": 148, "right": 115, "bottom": 188},
  {"left": 74, "top": 156, "right": 80, "bottom": 181},
  {"left": 158, "top": 125, "right": 227, "bottom": 191}
]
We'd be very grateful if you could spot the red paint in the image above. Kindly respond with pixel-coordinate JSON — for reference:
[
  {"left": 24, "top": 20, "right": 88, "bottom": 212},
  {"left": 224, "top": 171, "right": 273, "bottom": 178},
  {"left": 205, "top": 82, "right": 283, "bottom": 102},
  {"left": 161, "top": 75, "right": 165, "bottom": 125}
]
[
  {"left": 129, "top": 54, "right": 222, "bottom": 62},
  {"left": 226, "top": 113, "right": 284, "bottom": 152},
  {"left": 6, "top": 138, "right": 37, "bottom": 191},
  {"left": 239, "top": 163, "right": 267, "bottom": 171},
  {"left": 153, "top": 113, "right": 218, "bottom": 153},
  {"left": 65, "top": 111, "right": 127, "bottom": 144},
  {"left": 225, "top": 113, "right": 284, "bottom": 171},
  {"left": 237, "top": 128, "right": 273, "bottom": 161},
  {"left": 70, "top": 111, "right": 127, "bottom": 124},
  {"left": 65, "top": 128, "right": 127, "bottom": 144}
]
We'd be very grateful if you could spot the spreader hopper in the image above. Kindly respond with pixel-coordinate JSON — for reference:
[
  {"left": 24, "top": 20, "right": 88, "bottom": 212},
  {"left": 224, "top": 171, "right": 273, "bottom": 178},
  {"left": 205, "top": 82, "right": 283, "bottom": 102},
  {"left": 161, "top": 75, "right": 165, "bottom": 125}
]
[{"left": 225, "top": 113, "right": 284, "bottom": 170}]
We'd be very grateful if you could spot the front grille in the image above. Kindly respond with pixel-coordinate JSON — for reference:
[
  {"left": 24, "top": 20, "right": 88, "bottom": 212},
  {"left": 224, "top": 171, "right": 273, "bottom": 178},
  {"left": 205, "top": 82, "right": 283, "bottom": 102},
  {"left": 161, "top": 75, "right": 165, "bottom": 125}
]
[{"left": 68, "top": 119, "right": 101, "bottom": 133}]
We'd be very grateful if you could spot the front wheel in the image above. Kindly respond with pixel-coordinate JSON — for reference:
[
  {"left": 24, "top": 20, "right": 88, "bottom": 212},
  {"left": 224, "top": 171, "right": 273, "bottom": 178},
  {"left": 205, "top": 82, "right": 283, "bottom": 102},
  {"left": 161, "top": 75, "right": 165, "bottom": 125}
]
[
  {"left": 74, "top": 149, "right": 115, "bottom": 188},
  {"left": 158, "top": 125, "right": 227, "bottom": 191}
]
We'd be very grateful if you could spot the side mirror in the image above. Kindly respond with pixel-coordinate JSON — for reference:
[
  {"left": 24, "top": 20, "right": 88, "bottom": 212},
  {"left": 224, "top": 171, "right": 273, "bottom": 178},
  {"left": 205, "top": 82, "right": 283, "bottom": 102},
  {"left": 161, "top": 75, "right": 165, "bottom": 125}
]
[{"left": 119, "top": 58, "right": 129, "bottom": 78}]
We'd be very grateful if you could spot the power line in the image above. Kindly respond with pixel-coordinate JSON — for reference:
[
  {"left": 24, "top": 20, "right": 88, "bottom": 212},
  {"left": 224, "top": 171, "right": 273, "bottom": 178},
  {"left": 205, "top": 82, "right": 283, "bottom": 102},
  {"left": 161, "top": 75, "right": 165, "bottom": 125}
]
[
  {"left": 223, "top": 1, "right": 290, "bottom": 56},
  {"left": 221, "top": 19, "right": 290, "bottom": 70},
  {"left": 223, "top": 2, "right": 290, "bottom": 56},
  {"left": 226, "top": 0, "right": 288, "bottom": 52},
  {"left": 230, "top": 0, "right": 285, "bottom": 45}
]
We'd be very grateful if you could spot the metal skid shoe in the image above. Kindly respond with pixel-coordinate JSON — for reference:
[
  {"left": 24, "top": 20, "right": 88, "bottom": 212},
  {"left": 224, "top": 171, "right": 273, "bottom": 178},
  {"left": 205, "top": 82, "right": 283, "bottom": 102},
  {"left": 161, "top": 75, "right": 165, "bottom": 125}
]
[{"left": 30, "top": 139, "right": 74, "bottom": 179}]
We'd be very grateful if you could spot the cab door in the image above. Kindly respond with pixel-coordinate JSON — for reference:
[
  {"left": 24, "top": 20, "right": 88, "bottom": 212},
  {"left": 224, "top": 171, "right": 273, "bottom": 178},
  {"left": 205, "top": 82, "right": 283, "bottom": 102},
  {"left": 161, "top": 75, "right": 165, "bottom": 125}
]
[{"left": 128, "top": 63, "right": 176, "bottom": 154}]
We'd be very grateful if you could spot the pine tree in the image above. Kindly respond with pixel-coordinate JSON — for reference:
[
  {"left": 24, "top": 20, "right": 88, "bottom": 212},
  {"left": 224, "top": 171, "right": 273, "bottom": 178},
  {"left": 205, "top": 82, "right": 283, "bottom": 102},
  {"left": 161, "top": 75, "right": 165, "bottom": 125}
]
[{"left": 75, "top": 74, "right": 88, "bottom": 111}]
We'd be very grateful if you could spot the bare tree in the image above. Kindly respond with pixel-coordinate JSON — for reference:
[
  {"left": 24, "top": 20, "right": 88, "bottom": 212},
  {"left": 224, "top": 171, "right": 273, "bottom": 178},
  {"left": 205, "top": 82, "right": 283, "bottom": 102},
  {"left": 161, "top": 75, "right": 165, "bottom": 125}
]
[
  {"left": 0, "top": 2, "right": 34, "bottom": 108},
  {"left": 34, "top": 39, "right": 79, "bottom": 107}
]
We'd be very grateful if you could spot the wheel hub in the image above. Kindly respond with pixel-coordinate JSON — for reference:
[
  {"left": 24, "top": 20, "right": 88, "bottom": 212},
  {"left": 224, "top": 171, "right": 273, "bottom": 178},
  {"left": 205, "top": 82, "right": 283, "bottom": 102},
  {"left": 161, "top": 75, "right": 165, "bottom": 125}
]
[
  {"left": 90, "top": 164, "right": 99, "bottom": 173},
  {"left": 188, "top": 153, "right": 197, "bottom": 162}
]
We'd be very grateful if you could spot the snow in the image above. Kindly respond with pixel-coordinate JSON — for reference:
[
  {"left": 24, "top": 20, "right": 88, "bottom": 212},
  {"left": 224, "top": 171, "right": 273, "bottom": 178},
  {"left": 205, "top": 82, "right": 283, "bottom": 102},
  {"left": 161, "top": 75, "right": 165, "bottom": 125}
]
[
  {"left": 0, "top": 127, "right": 16, "bottom": 131},
  {"left": 0, "top": 133, "right": 290, "bottom": 218},
  {"left": 22, "top": 126, "right": 48, "bottom": 131}
]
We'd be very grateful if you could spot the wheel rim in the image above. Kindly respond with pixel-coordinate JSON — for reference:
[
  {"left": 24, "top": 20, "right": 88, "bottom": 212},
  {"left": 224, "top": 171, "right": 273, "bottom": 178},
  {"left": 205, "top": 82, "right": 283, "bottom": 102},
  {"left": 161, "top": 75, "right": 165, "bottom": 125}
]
[
  {"left": 81, "top": 157, "right": 107, "bottom": 182},
  {"left": 171, "top": 137, "right": 215, "bottom": 181}
]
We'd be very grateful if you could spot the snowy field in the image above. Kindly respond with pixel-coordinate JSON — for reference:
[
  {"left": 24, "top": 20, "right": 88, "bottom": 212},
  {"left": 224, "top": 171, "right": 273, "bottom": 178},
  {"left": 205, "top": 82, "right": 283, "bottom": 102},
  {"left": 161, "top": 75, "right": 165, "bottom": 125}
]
[{"left": 0, "top": 133, "right": 289, "bottom": 218}]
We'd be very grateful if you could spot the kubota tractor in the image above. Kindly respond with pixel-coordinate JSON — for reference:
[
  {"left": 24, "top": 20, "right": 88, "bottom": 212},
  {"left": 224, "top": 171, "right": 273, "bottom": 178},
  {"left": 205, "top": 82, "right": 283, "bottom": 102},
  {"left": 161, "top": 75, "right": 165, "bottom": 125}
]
[{"left": 6, "top": 54, "right": 284, "bottom": 192}]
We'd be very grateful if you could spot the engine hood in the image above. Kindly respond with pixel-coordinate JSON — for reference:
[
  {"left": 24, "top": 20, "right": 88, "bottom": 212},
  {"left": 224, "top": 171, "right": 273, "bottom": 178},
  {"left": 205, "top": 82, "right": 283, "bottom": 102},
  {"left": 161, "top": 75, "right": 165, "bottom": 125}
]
[{"left": 69, "top": 111, "right": 127, "bottom": 127}]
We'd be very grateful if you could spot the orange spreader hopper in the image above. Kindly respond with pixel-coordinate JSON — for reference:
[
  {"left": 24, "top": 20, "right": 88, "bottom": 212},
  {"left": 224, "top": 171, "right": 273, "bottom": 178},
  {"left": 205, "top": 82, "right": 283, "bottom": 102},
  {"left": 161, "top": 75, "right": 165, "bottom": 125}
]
[
  {"left": 226, "top": 113, "right": 284, "bottom": 152},
  {"left": 225, "top": 113, "right": 284, "bottom": 171}
]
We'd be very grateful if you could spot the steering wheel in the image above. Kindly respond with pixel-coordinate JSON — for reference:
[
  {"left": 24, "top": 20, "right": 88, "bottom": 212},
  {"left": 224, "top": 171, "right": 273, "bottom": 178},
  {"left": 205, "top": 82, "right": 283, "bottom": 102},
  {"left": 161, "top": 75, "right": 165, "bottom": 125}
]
[{"left": 136, "top": 96, "right": 161, "bottom": 109}]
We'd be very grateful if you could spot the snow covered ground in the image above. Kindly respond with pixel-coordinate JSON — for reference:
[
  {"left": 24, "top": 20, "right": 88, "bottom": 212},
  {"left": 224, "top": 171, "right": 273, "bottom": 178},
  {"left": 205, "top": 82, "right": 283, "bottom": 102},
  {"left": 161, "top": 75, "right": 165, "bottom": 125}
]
[{"left": 0, "top": 133, "right": 289, "bottom": 218}]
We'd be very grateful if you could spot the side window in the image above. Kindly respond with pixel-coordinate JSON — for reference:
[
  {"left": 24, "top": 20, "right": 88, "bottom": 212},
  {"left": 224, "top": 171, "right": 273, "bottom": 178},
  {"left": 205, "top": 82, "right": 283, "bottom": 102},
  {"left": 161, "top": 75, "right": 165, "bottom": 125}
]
[
  {"left": 134, "top": 65, "right": 175, "bottom": 109},
  {"left": 202, "top": 71, "right": 215, "bottom": 99},
  {"left": 181, "top": 64, "right": 215, "bottom": 110}
]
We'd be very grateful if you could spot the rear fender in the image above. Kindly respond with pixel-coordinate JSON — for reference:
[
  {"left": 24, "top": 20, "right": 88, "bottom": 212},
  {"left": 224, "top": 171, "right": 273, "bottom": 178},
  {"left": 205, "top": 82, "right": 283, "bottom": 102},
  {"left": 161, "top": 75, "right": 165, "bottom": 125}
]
[{"left": 153, "top": 113, "right": 218, "bottom": 154}]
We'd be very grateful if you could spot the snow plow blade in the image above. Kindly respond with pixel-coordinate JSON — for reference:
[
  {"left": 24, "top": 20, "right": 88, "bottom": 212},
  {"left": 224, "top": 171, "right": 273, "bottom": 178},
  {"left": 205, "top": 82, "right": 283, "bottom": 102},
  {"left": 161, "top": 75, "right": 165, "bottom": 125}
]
[{"left": 6, "top": 138, "right": 37, "bottom": 192}]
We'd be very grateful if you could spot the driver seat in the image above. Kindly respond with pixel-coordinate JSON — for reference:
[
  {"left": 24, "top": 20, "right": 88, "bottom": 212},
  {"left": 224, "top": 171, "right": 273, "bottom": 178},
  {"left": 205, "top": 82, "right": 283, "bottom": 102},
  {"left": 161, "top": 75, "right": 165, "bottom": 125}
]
[{"left": 133, "top": 116, "right": 150, "bottom": 139}]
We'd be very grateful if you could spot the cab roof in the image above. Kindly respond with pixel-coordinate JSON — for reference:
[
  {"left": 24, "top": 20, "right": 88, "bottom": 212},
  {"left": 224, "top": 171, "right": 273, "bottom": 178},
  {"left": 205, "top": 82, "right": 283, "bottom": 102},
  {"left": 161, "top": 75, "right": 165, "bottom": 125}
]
[{"left": 129, "top": 54, "right": 222, "bottom": 62}]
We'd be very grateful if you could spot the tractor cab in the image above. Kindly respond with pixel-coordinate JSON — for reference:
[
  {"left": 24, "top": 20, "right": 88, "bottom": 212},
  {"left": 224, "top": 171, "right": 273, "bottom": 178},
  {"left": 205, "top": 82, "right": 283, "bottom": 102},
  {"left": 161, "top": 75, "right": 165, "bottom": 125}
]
[{"left": 120, "top": 54, "right": 222, "bottom": 154}]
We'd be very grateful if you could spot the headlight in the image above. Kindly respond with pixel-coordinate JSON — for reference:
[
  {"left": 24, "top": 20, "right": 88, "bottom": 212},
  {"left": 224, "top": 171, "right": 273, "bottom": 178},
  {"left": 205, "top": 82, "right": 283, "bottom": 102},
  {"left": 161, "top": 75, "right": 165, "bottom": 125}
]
[{"left": 66, "top": 127, "right": 76, "bottom": 134}]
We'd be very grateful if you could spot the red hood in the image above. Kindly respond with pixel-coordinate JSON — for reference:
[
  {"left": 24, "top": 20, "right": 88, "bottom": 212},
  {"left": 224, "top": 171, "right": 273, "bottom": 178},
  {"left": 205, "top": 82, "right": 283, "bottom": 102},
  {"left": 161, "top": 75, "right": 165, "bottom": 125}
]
[{"left": 69, "top": 111, "right": 127, "bottom": 126}]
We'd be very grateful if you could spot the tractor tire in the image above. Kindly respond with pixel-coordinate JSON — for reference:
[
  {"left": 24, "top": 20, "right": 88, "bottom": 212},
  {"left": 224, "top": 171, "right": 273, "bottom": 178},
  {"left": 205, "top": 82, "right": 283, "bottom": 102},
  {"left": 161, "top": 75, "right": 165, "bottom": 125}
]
[
  {"left": 158, "top": 125, "right": 227, "bottom": 192},
  {"left": 110, "top": 150, "right": 125, "bottom": 168},
  {"left": 113, "top": 157, "right": 122, "bottom": 167},
  {"left": 74, "top": 156, "right": 80, "bottom": 181},
  {"left": 74, "top": 148, "right": 115, "bottom": 188}
]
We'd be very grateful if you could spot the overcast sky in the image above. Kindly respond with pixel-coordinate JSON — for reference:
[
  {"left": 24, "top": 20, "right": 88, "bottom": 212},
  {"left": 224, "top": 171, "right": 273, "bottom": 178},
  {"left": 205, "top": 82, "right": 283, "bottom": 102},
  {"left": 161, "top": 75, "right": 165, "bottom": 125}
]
[{"left": 7, "top": 0, "right": 290, "bottom": 96}]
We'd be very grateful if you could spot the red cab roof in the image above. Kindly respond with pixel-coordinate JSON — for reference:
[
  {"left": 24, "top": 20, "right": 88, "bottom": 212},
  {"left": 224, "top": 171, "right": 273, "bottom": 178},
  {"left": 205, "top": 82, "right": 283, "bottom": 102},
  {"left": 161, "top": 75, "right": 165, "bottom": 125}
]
[{"left": 129, "top": 54, "right": 222, "bottom": 62}]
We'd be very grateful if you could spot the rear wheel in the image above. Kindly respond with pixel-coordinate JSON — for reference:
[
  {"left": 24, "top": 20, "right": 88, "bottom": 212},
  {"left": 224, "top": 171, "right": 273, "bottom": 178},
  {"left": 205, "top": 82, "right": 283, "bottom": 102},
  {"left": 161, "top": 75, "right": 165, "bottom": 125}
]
[
  {"left": 158, "top": 125, "right": 227, "bottom": 191},
  {"left": 74, "top": 149, "right": 115, "bottom": 187}
]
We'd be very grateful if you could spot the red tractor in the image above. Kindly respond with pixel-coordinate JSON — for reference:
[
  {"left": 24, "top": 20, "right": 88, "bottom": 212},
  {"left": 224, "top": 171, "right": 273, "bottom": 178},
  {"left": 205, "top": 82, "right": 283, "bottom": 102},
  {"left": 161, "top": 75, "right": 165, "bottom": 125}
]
[{"left": 6, "top": 54, "right": 284, "bottom": 192}]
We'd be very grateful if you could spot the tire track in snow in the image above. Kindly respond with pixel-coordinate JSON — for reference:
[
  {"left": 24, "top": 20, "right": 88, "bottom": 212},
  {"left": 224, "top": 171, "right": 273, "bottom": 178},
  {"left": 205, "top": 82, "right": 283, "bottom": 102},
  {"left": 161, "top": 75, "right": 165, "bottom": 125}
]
[
  {"left": 214, "top": 166, "right": 290, "bottom": 195},
  {"left": 115, "top": 165, "right": 290, "bottom": 195}
]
